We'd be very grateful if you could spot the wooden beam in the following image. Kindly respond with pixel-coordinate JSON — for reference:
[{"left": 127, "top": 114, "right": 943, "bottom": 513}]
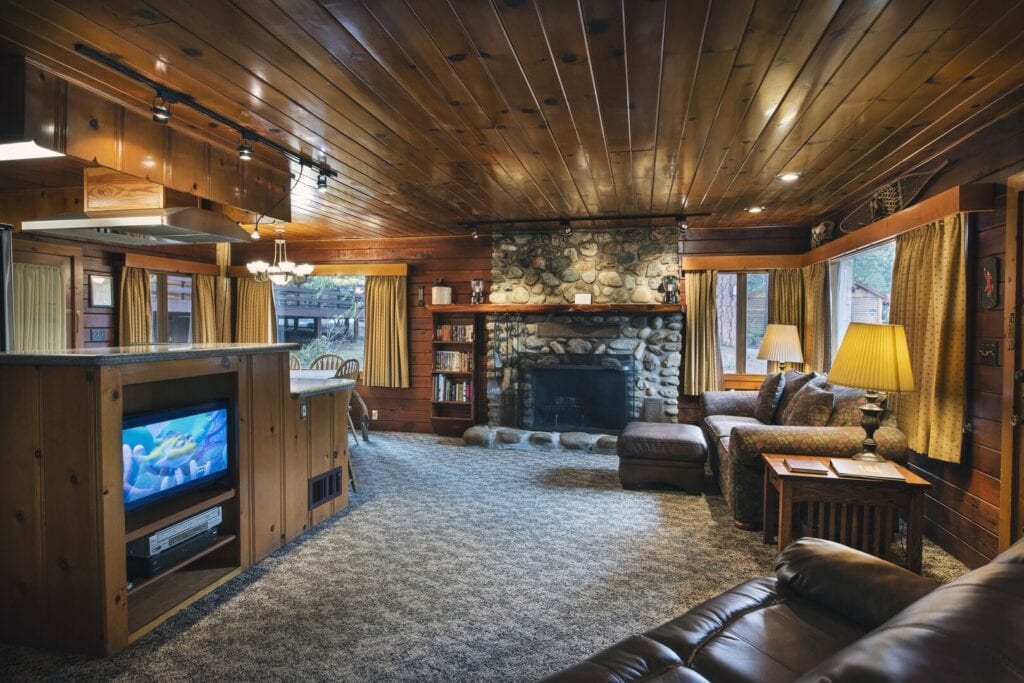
[
  {"left": 124, "top": 253, "right": 219, "bottom": 276},
  {"left": 681, "top": 253, "right": 804, "bottom": 271},
  {"left": 426, "top": 303, "right": 682, "bottom": 314}
]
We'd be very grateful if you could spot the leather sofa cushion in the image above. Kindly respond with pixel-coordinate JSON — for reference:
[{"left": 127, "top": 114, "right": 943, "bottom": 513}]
[
  {"left": 781, "top": 383, "right": 835, "bottom": 426},
  {"left": 774, "top": 371, "right": 820, "bottom": 424},
  {"left": 755, "top": 372, "right": 786, "bottom": 423},
  {"left": 618, "top": 423, "right": 707, "bottom": 463}
]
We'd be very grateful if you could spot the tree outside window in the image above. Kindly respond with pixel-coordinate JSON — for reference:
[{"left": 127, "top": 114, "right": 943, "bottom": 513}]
[
  {"left": 273, "top": 275, "right": 366, "bottom": 367},
  {"left": 716, "top": 271, "right": 768, "bottom": 375}
]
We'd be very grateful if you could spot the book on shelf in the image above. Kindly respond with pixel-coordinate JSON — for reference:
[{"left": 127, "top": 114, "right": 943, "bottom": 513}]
[
  {"left": 434, "top": 350, "right": 472, "bottom": 373},
  {"left": 829, "top": 458, "right": 905, "bottom": 481},
  {"left": 433, "top": 374, "right": 473, "bottom": 403},
  {"left": 434, "top": 323, "right": 474, "bottom": 342},
  {"left": 783, "top": 457, "right": 830, "bottom": 475}
]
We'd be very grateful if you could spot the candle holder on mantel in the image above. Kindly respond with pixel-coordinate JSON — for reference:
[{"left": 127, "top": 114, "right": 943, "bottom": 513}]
[
  {"left": 470, "top": 278, "right": 485, "bottom": 304},
  {"left": 661, "top": 275, "right": 679, "bottom": 304}
]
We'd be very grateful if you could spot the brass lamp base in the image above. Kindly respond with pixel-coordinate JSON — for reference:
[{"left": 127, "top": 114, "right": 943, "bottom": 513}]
[{"left": 852, "top": 390, "right": 886, "bottom": 462}]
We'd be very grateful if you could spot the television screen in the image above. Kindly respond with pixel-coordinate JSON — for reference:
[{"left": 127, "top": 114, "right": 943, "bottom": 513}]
[{"left": 122, "top": 401, "right": 230, "bottom": 510}]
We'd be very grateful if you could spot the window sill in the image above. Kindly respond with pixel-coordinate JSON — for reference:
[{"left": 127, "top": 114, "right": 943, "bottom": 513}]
[{"left": 723, "top": 373, "right": 766, "bottom": 390}]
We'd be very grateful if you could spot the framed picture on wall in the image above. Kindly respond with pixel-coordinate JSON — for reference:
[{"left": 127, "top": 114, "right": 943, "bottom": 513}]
[
  {"left": 89, "top": 274, "right": 113, "bottom": 308},
  {"left": 980, "top": 256, "right": 999, "bottom": 309}
]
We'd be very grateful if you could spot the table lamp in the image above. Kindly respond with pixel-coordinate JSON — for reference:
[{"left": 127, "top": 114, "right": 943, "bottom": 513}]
[
  {"left": 826, "top": 322, "right": 915, "bottom": 462},
  {"left": 757, "top": 324, "right": 804, "bottom": 372}
]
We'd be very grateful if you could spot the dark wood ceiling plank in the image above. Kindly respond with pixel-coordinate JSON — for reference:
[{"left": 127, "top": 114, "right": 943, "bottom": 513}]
[
  {"left": 646, "top": 0, "right": 709, "bottom": 216},
  {"left": 703, "top": 0, "right": 898, "bottom": 225},
  {"left": 489, "top": 0, "right": 606, "bottom": 216},
  {"left": 532, "top": 0, "right": 621, "bottom": 214},
  {"left": 685, "top": 0, "right": 824, "bottom": 212},
  {"left": 426, "top": 0, "right": 590, "bottom": 216},
  {"left": 655, "top": 0, "right": 755, "bottom": 214}
]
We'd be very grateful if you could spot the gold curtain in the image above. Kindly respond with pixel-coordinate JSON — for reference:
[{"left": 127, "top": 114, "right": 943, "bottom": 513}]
[
  {"left": 767, "top": 268, "right": 804, "bottom": 373},
  {"left": 119, "top": 266, "right": 152, "bottom": 346},
  {"left": 889, "top": 213, "right": 967, "bottom": 463},
  {"left": 801, "top": 261, "right": 830, "bottom": 373},
  {"left": 683, "top": 270, "right": 722, "bottom": 395},
  {"left": 192, "top": 274, "right": 218, "bottom": 343},
  {"left": 363, "top": 275, "right": 409, "bottom": 388},
  {"left": 13, "top": 262, "right": 65, "bottom": 351},
  {"left": 235, "top": 278, "right": 277, "bottom": 344}
]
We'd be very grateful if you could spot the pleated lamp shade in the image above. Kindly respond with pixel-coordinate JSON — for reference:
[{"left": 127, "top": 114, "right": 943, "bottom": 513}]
[
  {"left": 828, "top": 322, "right": 915, "bottom": 392},
  {"left": 757, "top": 324, "right": 804, "bottom": 364}
]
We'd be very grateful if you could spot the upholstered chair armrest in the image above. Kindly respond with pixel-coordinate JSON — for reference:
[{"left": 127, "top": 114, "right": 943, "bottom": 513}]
[
  {"left": 700, "top": 391, "right": 758, "bottom": 419},
  {"left": 775, "top": 538, "right": 938, "bottom": 630},
  {"left": 728, "top": 425, "right": 908, "bottom": 468}
]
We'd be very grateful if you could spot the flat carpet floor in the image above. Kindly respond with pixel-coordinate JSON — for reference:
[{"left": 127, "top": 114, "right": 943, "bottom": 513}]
[{"left": 1, "top": 431, "right": 967, "bottom": 682}]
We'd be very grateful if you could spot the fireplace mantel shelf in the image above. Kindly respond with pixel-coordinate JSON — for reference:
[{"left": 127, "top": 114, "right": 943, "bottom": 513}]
[{"left": 426, "top": 303, "right": 684, "bottom": 314}]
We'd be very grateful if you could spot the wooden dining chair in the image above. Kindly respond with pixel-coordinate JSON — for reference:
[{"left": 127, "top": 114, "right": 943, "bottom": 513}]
[
  {"left": 308, "top": 353, "right": 345, "bottom": 371},
  {"left": 289, "top": 353, "right": 302, "bottom": 370},
  {"left": 336, "top": 359, "right": 370, "bottom": 445}
]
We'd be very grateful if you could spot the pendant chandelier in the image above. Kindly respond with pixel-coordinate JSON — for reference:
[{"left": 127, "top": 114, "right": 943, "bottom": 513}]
[{"left": 246, "top": 229, "right": 313, "bottom": 285}]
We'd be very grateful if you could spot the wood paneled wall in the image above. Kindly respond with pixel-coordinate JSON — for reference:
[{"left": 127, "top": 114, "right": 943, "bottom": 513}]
[{"left": 233, "top": 236, "right": 491, "bottom": 433}]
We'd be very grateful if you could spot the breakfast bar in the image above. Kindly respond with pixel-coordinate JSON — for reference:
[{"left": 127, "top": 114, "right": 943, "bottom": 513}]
[{"left": 0, "top": 343, "right": 356, "bottom": 655}]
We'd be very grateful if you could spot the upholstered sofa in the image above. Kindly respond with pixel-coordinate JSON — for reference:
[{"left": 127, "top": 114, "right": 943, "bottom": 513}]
[
  {"left": 701, "top": 370, "right": 908, "bottom": 529},
  {"left": 543, "top": 537, "right": 1024, "bottom": 682}
]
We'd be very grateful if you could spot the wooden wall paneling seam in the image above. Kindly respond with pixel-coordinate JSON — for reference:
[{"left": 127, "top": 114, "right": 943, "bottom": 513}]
[
  {"left": 1000, "top": 171, "right": 1024, "bottom": 550},
  {"left": 237, "top": 355, "right": 252, "bottom": 568},
  {"left": 96, "top": 365, "right": 127, "bottom": 654}
]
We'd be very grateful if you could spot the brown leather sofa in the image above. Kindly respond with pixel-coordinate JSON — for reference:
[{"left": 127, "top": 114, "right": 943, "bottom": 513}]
[{"left": 543, "top": 537, "right": 1024, "bottom": 682}]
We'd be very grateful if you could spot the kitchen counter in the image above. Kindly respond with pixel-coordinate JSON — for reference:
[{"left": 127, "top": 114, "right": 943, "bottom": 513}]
[
  {"left": 290, "top": 369, "right": 356, "bottom": 399},
  {"left": 0, "top": 342, "right": 299, "bottom": 365}
]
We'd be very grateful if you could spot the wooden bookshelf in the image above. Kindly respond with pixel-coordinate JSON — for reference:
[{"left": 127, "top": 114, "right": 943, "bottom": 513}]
[{"left": 430, "top": 311, "right": 481, "bottom": 435}]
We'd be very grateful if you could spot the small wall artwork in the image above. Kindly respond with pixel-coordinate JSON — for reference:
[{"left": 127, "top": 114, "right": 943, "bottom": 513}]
[
  {"left": 978, "top": 339, "right": 999, "bottom": 367},
  {"left": 980, "top": 256, "right": 999, "bottom": 309},
  {"left": 89, "top": 274, "right": 114, "bottom": 308}
]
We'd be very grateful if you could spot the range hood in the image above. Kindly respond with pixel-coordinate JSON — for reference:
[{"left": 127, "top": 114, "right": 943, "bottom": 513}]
[{"left": 21, "top": 206, "right": 253, "bottom": 245}]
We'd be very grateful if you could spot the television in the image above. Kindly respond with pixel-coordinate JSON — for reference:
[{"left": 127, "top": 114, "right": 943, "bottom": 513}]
[{"left": 122, "top": 401, "right": 230, "bottom": 511}]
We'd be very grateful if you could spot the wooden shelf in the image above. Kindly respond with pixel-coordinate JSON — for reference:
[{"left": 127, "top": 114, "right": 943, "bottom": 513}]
[
  {"left": 125, "top": 485, "right": 236, "bottom": 543},
  {"left": 432, "top": 340, "right": 474, "bottom": 345},
  {"left": 433, "top": 370, "right": 474, "bottom": 376},
  {"left": 127, "top": 534, "right": 237, "bottom": 595},
  {"left": 427, "top": 303, "right": 682, "bottom": 314},
  {"left": 432, "top": 400, "right": 473, "bottom": 406},
  {"left": 128, "top": 564, "right": 239, "bottom": 640}
]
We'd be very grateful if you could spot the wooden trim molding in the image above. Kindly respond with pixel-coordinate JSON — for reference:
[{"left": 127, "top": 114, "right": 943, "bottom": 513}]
[
  {"left": 124, "top": 253, "right": 219, "bottom": 276},
  {"left": 426, "top": 303, "right": 683, "bottom": 314},
  {"left": 1000, "top": 172, "right": 1024, "bottom": 552},
  {"left": 681, "top": 185, "right": 995, "bottom": 272},
  {"left": 226, "top": 262, "right": 408, "bottom": 278}
]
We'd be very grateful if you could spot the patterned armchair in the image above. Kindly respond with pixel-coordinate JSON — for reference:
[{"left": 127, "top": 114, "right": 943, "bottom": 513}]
[{"left": 701, "top": 372, "right": 908, "bottom": 530}]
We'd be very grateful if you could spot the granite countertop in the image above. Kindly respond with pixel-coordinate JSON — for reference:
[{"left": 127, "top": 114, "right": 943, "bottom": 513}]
[
  {"left": 289, "top": 369, "right": 357, "bottom": 399},
  {"left": 0, "top": 342, "right": 300, "bottom": 366}
]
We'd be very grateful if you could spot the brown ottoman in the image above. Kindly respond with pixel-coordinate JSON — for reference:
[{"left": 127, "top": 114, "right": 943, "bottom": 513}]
[{"left": 617, "top": 422, "right": 708, "bottom": 492}]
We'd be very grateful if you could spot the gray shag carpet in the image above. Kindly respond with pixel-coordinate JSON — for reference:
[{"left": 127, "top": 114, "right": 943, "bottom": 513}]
[{"left": 1, "top": 431, "right": 967, "bottom": 682}]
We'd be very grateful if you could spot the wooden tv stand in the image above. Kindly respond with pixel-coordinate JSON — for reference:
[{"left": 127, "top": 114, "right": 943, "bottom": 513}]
[{"left": 0, "top": 343, "right": 354, "bottom": 655}]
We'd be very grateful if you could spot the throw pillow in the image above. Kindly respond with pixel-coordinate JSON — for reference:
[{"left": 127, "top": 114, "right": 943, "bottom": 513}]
[
  {"left": 755, "top": 372, "right": 786, "bottom": 424},
  {"left": 781, "top": 382, "right": 835, "bottom": 427},
  {"left": 774, "top": 371, "right": 820, "bottom": 424}
]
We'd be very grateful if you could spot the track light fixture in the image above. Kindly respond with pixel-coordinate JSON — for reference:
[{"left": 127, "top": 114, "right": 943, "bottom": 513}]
[
  {"left": 471, "top": 225, "right": 479, "bottom": 239},
  {"left": 316, "top": 172, "right": 328, "bottom": 193},
  {"left": 237, "top": 138, "right": 254, "bottom": 161},
  {"left": 151, "top": 95, "right": 170, "bottom": 123},
  {"left": 675, "top": 215, "right": 689, "bottom": 232},
  {"left": 561, "top": 219, "right": 571, "bottom": 236}
]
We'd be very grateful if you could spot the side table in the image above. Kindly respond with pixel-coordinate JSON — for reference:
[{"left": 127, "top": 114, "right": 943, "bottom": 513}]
[{"left": 761, "top": 454, "right": 932, "bottom": 573}]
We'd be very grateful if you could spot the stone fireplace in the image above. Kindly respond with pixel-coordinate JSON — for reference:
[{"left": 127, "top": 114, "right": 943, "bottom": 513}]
[{"left": 479, "top": 227, "right": 683, "bottom": 439}]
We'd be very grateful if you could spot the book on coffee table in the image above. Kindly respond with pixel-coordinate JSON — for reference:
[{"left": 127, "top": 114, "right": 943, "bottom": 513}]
[
  {"left": 830, "top": 458, "right": 905, "bottom": 481},
  {"left": 784, "top": 457, "right": 830, "bottom": 475}
]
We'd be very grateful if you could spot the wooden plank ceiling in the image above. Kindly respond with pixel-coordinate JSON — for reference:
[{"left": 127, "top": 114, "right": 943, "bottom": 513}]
[{"left": 1, "top": 0, "right": 1023, "bottom": 240}]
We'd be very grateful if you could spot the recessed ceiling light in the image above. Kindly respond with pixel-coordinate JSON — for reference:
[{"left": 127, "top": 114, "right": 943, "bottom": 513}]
[
  {"left": 778, "top": 172, "right": 801, "bottom": 182},
  {"left": 746, "top": 206, "right": 764, "bottom": 214},
  {"left": 0, "top": 140, "right": 64, "bottom": 161}
]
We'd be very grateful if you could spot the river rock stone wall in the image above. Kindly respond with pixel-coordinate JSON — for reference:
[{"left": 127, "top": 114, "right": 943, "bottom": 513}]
[{"left": 488, "top": 228, "right": 679, "bottom": 304}]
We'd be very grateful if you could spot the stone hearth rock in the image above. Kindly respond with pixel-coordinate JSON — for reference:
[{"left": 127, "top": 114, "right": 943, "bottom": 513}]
[
  {"left": 559, "top": 432, "right": 593, "bottom": 450},
  {"left": 463, "top": 425, "right": 492, "bottom": 447},
  {"left": 496, "top": 428, "right": 523, "bottom": 445}
]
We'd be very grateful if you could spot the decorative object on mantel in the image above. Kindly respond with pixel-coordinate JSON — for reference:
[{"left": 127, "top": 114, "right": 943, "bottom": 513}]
[
  {"left": 757, "top": 324, "right": 804, "bottom": 371},
  {"left": 431, "top": 278, "right": 453, "bottom": 305},
  {"left": 827, "top": 322, "right": 915, "bottom": 462},
  {"left": 810, "top": 220, "right": 834, "bottom": 248},
  {"left": 839, "top": 160, "right": 949, "bottom": 233},
  {"left": 660, "top": 275, "right": 679, "bottom": 304},
  {"left": 978, "top": 339, "right": 999, "bottom": 367},
  {"left": 470, "top": 278, "right": 485, "bottom": 304},
  {"left": 88, "top": 274, "right": 113, "bottom": 308},
  {"left": 980, "top": 256, "right": 999, "bottom": 309},
  {"left": 246, "top": 229, "right": 313, "bottom": 285},
  {"left": 573, "top": 293, "right": 593, "bottom": 305}
]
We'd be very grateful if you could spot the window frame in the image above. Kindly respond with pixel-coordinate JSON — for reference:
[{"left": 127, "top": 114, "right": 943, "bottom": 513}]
[
  {"left": 149, "top": 271, "right": 192, "bottom": 344},
  {"left": 827, "top": 239, "right": 896, "bottom": 362},
  {"left": 718, "top": 270, "right": 769, "bottom": 379}
]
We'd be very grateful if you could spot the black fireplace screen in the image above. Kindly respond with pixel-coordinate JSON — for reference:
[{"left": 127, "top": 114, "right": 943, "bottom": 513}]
[{"left": 521, "top": 360, "right": 633, "bottom": 433}]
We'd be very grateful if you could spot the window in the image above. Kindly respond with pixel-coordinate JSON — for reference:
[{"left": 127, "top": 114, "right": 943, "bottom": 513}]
[
  {"left": 273, "top": 275, "right": 366, "bottom": 367},
  {"left": 149, "top": 273, "right": 192, "bottom": 343},
  {"left": 829, "top": 241, "right": 896, "bottom": 360},
  {"left": 716, "top": 272, "right": 769, "bottom": 374}
]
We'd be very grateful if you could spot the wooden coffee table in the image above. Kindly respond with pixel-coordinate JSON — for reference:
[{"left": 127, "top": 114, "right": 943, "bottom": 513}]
[{"left": 761, "top": 454, "right": 932, "bottom": 573}]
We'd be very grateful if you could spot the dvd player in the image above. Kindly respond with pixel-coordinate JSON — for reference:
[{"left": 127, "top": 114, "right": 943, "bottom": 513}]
[
  {"left": 127, "top": 506, "right": 223, "bottom": 558},
  {"left": 127, "top": 528, "right": 219, "bottom": 579}
]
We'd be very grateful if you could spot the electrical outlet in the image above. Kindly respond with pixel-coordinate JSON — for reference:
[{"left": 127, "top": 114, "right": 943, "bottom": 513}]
[{"left": 371, "top": 409, "right": 379, "bottom": 420}]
